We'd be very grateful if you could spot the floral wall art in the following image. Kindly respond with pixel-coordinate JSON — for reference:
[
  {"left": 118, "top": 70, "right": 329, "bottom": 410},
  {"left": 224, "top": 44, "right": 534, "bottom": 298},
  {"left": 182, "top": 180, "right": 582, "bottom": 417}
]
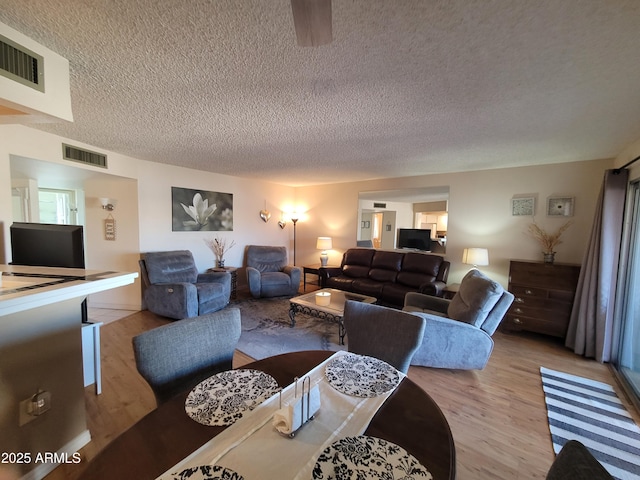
[{"left": 171, "top": 186, "right": 233, "bottom": 231}]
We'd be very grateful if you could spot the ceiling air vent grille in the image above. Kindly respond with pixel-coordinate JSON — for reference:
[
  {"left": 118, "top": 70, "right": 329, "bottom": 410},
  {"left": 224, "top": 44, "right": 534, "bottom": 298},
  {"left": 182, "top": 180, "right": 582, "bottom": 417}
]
[
  {"left": 373, "top": 202, "right": 387, "bottom": 208},
  {"left": 0, "top": 34, "right": 44, "bottom": 92},
  {"left": 62, "top": 144, "right": 108, "bottom": 168}
]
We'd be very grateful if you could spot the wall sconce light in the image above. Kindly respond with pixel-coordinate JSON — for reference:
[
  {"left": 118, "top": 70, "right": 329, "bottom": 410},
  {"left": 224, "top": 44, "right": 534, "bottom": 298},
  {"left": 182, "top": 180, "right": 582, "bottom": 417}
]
[{"left": 99, "top": 198, "right": 117, "bottom": 211}]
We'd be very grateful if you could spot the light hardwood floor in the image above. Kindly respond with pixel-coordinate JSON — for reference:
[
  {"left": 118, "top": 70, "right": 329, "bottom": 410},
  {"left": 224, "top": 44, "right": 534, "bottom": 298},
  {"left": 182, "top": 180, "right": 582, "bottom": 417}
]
[{"left": 45, "top": 304, "right": 639, "bottom": 480}]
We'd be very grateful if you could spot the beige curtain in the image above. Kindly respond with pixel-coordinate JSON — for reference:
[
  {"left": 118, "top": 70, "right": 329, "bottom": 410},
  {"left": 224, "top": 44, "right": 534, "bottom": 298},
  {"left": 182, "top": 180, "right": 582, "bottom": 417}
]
[{"left": 565, "top": 169, "right": 629, "bottom": 362}]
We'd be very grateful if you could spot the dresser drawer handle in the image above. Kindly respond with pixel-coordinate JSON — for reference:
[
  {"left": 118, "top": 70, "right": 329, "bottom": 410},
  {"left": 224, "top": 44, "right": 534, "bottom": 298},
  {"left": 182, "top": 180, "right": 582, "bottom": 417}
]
[
  {"left": 525, "top": 289, "right": 534, "bottom": 295},
  {"left": 513, "top": 317, "right": 523, "bottom": 324},
  {"left": 515, "top": 297, "right": 524, "bottom": 303},
  {"left": 514, "top": 307, "right": 523, "bottom": 313}
]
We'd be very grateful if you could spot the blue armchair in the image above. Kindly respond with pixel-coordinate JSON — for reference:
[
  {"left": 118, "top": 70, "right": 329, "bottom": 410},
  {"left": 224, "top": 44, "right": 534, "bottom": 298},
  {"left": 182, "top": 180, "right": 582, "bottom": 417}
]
[
  {"left": 245, "top": 245, "right": 301, "bottom": 298},
  {"left": 139, "top": 250, "right": 231, "bottom": 320},
  {"left": 403, "top": 269, "right": 514, "bottom": 369}
]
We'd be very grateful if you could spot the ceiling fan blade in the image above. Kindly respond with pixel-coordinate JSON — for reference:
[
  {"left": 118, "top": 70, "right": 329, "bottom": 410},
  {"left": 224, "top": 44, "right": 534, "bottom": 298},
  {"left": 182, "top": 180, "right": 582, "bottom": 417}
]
[{"left": 290, "top": 0, "right": 332, "bottom": 47}]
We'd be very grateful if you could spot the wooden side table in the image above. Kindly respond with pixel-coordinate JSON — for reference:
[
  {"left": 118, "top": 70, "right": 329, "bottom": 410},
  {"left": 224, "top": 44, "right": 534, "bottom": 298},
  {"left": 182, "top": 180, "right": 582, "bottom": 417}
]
[
  {"left": 442, "top": 283, "right": 460, "bottom": 300},
  {"left": 207, "top": 266, "right": 238, "bottom": 300},
  {"left": 302, "top": 264, "right": 339, "bottom": 291}
]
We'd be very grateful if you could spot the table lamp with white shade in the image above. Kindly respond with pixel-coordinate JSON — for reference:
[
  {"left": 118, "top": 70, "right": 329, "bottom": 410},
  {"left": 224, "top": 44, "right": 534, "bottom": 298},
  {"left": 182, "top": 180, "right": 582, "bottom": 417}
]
[
  {"left": 462, "top": 248, "right": 489, "bottom": 269},
  {"left": 316, "top": 237, "right": 332, "bottom": 266}
]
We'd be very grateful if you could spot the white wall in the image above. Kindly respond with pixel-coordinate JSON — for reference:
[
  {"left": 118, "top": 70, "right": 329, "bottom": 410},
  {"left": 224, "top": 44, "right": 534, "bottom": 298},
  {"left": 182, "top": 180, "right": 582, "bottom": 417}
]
[
  {"left": 1, "top": 125, "right": 297, "bottom": 309},
  {"left": 83, "top": 175, "right": 140, "bottom": 309},
  {"left": 0, "top": 124, "right": 622, "bottom": 304},
  {"left": 294, "top": 158, "right": 613, "bottom": 287},
  {"left": 134, "top": 159, "right": 296, "bottom": 271}
]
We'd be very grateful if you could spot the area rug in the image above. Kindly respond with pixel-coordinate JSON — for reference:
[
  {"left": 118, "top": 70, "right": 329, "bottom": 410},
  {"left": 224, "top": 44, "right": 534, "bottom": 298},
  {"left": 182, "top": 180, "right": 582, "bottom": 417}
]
[
  {"left": 540, "top": 367, "right": 640, "bottom": 479},
  {"left": 230, "top": 296, "right": 346, "bottom": 361}
]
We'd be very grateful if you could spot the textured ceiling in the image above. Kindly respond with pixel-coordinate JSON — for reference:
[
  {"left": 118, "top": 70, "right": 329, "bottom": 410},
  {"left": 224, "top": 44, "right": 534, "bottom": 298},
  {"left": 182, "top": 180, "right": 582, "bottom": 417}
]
[{"left": 2, "top": 1, "right": 640, "bottom": 186}]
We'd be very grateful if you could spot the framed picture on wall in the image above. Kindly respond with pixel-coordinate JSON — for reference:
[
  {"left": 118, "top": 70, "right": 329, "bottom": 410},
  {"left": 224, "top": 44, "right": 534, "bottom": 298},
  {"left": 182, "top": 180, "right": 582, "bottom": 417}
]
[
  {"left": 547, "top": 196, "right": 574, "bottom": 216},
  {"left": 511, "top": 197, "right": 535, "bottom": 216},
  {"left": 171, "top": 186, "right": 234, "bottom": 231}
]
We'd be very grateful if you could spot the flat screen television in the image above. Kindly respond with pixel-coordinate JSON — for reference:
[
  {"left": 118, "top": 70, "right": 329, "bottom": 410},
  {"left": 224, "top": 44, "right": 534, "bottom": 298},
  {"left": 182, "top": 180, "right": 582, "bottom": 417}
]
[
  {"left": 397, "top": 228, "right": 432, "bottom": 251},
  {"left": 10, "top": 222, "right": 85, "bottom": 269}
]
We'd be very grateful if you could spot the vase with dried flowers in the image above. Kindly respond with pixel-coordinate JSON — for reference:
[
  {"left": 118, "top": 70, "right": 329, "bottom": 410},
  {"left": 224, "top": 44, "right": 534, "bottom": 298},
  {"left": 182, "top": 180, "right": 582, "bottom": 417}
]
[
  {"left": 527, "top": 220, "right": 573, "bottom": 264},
  {"left": 204, "top": 236, "right": 236, "bottom": 268}
]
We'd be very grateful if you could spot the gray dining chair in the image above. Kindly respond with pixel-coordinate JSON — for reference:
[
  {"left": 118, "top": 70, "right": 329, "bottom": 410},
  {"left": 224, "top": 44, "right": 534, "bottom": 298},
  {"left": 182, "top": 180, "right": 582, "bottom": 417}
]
[
  {"left": 132, "top": 308, "right": 242, "bottom": 405},
  {"left": 343, "top": 300, "right": 426, "bottom": 374}
]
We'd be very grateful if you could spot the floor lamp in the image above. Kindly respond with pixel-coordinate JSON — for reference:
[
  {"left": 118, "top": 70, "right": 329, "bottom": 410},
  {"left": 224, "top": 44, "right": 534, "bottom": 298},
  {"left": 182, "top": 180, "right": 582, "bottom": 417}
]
[{"left": 291, "top": 215, "right": 299, "bottom": 265}]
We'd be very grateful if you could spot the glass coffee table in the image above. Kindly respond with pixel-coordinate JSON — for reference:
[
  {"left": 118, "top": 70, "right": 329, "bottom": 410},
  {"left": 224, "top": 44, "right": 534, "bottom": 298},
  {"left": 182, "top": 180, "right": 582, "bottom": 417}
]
[{"left": 289, "top": 288, "right": 377, "bottom": 345}]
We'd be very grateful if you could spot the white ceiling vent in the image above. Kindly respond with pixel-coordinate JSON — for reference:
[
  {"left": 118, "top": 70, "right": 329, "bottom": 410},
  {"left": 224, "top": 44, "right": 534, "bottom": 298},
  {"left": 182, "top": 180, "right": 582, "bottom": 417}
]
[
  {"left": 63, "top": 144, "right": 108, "bottom": 168},
  {"left": 0, "top": 21, "right": 72, "bottom": 123},
  {"left": 0, "top": 34, "right": 44, "bottom": 93}
]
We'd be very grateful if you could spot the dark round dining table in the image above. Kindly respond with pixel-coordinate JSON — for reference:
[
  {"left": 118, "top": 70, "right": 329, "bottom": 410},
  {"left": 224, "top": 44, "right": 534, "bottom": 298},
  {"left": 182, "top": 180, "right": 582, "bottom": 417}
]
[{"left": 75, "top": 350, "right": 456, "bottom": 479}]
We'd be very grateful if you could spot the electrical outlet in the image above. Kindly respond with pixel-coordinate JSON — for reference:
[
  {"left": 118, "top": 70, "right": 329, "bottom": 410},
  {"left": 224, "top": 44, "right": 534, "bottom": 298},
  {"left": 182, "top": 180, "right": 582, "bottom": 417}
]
[
  {"left": 31, "top": 391, "right": 51, "bottom": 415},
  {"left": 18, "top": 390, "right": 51, "bottom": 426}
]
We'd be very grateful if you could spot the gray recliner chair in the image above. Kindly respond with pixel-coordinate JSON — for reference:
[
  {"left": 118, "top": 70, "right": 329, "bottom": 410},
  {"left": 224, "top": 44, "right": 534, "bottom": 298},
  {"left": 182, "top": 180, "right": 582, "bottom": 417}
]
[
  {"left": 140, "top": 250, "right": 231, "bottom": 320},
  {"left": 403, "top": 268, "right": 514, "bottom": 370},
  {"left": 245, "top": 245, "right": 302, "bottom": 298}
]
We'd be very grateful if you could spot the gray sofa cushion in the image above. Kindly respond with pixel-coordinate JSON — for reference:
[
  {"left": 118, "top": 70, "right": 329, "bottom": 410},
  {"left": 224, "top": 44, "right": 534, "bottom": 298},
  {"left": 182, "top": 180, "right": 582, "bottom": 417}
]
[{"left": 448, "top": 269, "right": 503, "bottom": 327}]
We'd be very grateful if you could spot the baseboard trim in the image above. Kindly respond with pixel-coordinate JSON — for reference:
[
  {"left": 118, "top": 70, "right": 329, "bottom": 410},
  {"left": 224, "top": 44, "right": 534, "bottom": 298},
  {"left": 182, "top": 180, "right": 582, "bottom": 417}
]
[{"left": 88, "top": 302, "right": 140, "bottom": 310}]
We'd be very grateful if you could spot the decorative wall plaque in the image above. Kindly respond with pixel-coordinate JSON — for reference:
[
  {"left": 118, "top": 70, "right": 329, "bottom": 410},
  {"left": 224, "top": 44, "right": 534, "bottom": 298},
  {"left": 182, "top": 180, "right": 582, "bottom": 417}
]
[
  {"left": 511, "top": 197, "right": 535, "bottom": 216},
  {"left": 104, "top": 215, "right": 116, "bottom": 241}
]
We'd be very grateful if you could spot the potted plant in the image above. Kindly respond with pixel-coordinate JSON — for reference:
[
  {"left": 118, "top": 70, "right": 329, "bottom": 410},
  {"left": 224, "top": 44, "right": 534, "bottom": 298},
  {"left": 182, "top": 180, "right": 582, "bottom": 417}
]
[
  {"left": 204, "top": 236, "right": 236, "bottom": 268},
  {"left": 527, "top": 220, "right": 573, "bottom": 264}
]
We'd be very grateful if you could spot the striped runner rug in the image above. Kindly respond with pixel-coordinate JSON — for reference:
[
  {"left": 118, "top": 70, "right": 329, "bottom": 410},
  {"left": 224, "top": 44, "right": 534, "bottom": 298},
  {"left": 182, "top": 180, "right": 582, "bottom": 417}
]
[{"left": 540, "top": 367, "right": 640, "bottom": 479}]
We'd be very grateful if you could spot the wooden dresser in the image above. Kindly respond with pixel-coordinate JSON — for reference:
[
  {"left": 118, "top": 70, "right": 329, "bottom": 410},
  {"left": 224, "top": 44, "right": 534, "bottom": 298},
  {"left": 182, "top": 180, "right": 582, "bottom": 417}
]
[{"left": 504, "top": 260, "right": 581, "bottom": 338}]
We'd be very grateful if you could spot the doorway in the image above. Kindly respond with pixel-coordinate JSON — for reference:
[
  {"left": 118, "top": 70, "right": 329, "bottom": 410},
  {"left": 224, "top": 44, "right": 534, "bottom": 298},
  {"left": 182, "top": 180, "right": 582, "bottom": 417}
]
[
  {"left": 372, "top": 212, "right": 383, "bottom": 248},
  {"left": 38, "top": 188, "right": 79, "bottom": 225}
]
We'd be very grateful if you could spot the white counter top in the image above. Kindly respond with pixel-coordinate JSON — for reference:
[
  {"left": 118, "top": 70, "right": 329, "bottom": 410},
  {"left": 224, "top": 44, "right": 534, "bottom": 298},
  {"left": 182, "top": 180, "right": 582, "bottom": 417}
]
[{"left": 0, "top": 264, "right": 138, "bottom": 316}]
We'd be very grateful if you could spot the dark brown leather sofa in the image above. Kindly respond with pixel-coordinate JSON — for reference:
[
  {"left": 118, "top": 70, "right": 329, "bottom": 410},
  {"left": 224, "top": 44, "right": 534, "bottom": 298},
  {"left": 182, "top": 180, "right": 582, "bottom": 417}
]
[{"left": 321, "top": 248, "right": 450, "bottom": 307}]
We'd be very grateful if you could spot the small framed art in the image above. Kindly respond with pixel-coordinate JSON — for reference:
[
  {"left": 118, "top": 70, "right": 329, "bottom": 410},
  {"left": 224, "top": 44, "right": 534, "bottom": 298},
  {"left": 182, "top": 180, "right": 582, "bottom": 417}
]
[
  {"left": 511, "top": 197, "right": 535, "bottom": 216},
  {"left": 547, "top": 196, "right": 574, "bottom": 216}
]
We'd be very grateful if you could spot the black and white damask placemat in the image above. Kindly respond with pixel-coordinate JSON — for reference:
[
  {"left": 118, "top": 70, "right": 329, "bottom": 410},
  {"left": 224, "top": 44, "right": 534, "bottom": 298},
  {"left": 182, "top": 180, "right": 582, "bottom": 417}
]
[
  {"left": 312, "top": 435, "right": 432, "bottom": 479},
  {"left": 324, "top": 353, "right": 400, "bottom": 397},
  {"left": 185, "top": 369, "right": 279, "bottom": 426},
  {"left": 170, "top": 465, "right": 243, "bottom": 480}
]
